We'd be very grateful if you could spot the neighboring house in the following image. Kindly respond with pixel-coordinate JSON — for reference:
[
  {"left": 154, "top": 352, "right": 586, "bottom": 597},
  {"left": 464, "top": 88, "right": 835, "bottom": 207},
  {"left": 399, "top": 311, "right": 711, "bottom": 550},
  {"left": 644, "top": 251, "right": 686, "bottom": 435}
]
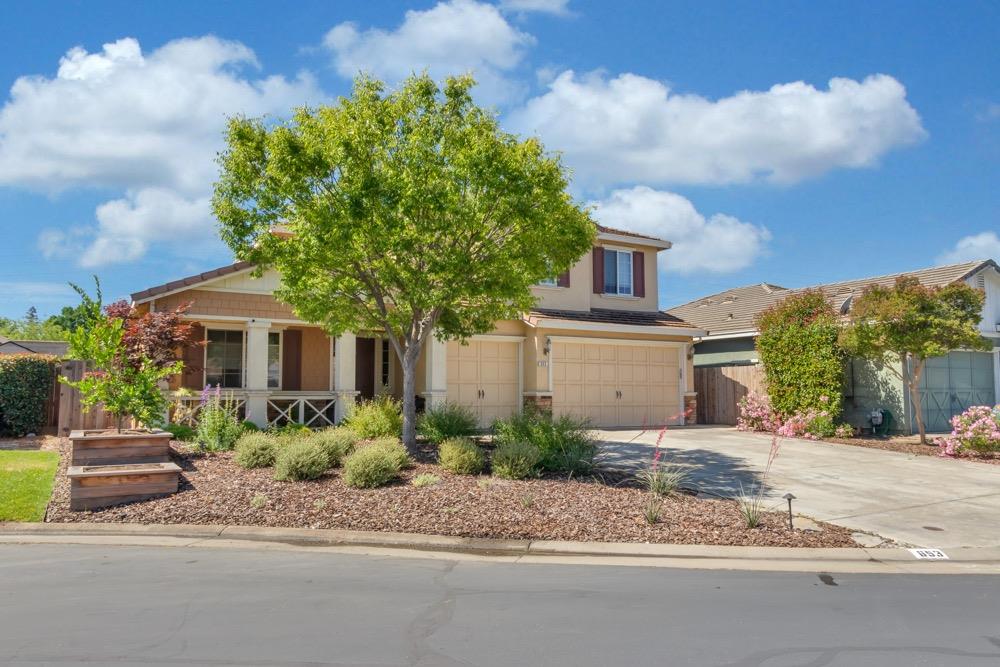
[
  {"left": 668, "top": 260, "right": 1000, "bottom": 433},
  {"left": 131, "top": 225, "right": 704, "bottom": 429},
  {"left": 0, "top": 336, "right": 69, "bottom": 356}
]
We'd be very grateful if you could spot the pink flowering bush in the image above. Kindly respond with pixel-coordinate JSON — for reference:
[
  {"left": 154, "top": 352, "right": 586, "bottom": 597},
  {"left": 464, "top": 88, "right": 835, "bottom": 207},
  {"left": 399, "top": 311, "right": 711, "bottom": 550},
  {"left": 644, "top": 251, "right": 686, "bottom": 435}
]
[
  {"left": 935, "top": 405, "right": 1000, "bottom": 457},
  {"left": 775, "top": 407, "right": 836, "bottom": 440},
  {"left": 736, "top": 393, "right": 779, "bottom": 432}
]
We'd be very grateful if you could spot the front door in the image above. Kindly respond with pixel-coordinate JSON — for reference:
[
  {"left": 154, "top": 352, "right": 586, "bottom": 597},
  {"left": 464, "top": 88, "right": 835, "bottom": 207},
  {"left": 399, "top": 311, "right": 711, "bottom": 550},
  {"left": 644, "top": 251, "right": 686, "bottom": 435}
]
[{"left": 355, "top": 337, "right": 376, "bottom": 400}]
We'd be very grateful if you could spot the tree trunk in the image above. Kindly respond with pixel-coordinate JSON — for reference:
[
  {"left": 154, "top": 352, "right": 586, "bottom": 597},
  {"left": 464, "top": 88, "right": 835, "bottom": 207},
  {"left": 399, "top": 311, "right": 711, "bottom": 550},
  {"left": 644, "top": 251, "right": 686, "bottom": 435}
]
[
  {"left": 907, "top": 356, "right": 928, "bottom": 445},
  {"left": 400, "top": 344, "right": 420, "bottom": 451}
]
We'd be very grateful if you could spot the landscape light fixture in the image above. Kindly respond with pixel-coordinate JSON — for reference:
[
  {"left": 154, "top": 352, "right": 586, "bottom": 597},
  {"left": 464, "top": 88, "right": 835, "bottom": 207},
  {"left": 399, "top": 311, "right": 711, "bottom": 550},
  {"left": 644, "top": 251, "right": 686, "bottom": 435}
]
[{"left": 783, "top": 493, "right": 796, "bottom": 530}]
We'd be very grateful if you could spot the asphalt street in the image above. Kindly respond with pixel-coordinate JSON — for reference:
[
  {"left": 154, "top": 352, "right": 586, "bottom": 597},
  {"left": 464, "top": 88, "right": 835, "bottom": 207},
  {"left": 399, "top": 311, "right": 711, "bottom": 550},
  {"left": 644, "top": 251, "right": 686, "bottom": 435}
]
[{"left": 1, "top": 542, "right": 998, "bottom": 666}]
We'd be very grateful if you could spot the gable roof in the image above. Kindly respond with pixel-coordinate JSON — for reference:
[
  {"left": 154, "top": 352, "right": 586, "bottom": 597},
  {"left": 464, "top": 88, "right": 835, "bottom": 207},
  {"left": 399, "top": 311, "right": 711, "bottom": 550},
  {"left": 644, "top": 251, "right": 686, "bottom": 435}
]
[
  {"left": 0, "top": 337, "right": 68, "bottom": 356},
  {"left": 596, "top": 224, "right": 671, "bottom": 247},
  {"left": 131, "top": 261, "right": 255, "bottom": 303},
  {"left": 667, "top": 260, "right": 997, "bottom": 337}
]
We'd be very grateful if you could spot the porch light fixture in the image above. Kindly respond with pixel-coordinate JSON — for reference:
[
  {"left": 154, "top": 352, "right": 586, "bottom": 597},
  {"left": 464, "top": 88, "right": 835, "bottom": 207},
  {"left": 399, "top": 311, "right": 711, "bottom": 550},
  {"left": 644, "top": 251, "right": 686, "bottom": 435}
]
[{"left": 543, "top": 336, "right": 552, "bottom": 356}]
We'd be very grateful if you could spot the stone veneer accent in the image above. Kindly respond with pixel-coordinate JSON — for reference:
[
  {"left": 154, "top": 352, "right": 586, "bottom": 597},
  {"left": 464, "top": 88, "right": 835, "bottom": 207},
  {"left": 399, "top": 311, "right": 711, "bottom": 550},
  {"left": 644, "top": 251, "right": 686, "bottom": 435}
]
[
  {"left": 683, "top": 393, "right": 698, "bottom": 425},
  {"left": 523, "top": 395, "right": 553, "bottom": 412}
]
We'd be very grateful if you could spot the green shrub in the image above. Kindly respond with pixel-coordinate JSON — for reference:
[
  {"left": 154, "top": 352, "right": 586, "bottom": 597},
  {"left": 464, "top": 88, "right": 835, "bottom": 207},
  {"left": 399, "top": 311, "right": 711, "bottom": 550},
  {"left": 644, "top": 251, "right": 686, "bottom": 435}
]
[
  {"left": 755, "top": 290, "right": 845, "bottom": 418},
  {"left": 163, "top": 423, "right": 196, "bottom": 442},
  {"left": 343, "top": 445, "right": 402, "bottom": 488},
  {"left": 418, "top": 402, "right": 478, "bottom": 443},
  {"left": 493, "top": 409, "right": 596, "bottom": 475},
  {"left": 268, "top": 422, "right": 311, "bottom": 438},
  {"left": 241, "top": 420, "right": 260, "bottom": 432},
  {"left": 343, "top": 395, "right": 403, "bottom": 439},
  {"left": 196, "top": 392, "right": 243, "bottom": 451},
  {"left": 438, "top": 437, "right": 485, "bottom": 474},
  {"left": 273, "top": 441, "right": 330, "bottom": 481},
  {"left": 306, "top": 427, "right": 357, "bottom": 467},
  {"left": 366, "top": 437, "right": 411, "bottom": 469},
  {"left": 491, "top": 441, "right": 541, "bottom": 480},
  {"left": 411, "top": 473, "right": 441, "bottom": 487},
  {"left": 234, "top": 432, "right": 280, "bottom": 469},
  {"left": 0, "top": 354, "right": 56, "bottom": 436}
]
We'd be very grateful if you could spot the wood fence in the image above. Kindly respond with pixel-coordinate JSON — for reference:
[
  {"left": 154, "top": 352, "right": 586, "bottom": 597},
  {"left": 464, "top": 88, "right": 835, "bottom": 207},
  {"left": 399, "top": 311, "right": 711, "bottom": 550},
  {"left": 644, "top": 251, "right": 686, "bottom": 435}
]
[
  {"left": 694, "top": 364, "right": 768, "bottom": 425},
  {"left": 53, "top": 360, "right": 119, "bottom": 435}
]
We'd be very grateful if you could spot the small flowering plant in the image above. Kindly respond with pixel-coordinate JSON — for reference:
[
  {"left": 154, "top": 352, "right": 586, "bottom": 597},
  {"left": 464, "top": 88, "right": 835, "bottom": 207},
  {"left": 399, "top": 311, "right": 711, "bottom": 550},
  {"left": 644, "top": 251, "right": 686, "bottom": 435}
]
[
  {"left": 737, "top": 393, "right": 779, "bottom": 432},
  {"left": 936, "top": 405, "right": 1000, "bottom": 457}
]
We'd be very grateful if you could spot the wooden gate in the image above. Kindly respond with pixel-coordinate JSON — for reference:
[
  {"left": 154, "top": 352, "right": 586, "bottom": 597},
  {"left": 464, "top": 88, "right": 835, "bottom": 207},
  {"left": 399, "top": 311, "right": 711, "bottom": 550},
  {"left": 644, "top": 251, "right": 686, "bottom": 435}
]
[
  {"left": 694, "top": 364, "right": 767, "bottom": 425},
  {"left": 55, "top": 360, "right": 120, "bottom": 435}
]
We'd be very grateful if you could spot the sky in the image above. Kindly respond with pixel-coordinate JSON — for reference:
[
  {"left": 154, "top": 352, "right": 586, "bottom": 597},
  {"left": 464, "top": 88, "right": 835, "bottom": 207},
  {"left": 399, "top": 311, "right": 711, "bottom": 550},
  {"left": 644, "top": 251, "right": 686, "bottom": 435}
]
[{"left": 0, "top": 0, "right": 997, "bottom": 319}]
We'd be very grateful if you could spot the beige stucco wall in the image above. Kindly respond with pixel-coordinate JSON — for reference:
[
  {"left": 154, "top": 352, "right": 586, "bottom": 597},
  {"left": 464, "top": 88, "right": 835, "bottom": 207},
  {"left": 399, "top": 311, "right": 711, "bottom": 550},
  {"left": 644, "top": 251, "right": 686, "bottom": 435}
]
[
  {"left": 529, "top": 241, "right": 662, "bottom": 313},
  {"left": 155, "top": 289, "right": 297, "bottom": 321}
]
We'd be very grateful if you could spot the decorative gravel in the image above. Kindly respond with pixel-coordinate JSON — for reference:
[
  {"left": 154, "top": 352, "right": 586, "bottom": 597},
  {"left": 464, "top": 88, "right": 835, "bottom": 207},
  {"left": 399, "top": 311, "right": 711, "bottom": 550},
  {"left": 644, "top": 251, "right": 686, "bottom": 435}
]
[{"left": 46, "top": 440, "right": 858, "bottom": 547}]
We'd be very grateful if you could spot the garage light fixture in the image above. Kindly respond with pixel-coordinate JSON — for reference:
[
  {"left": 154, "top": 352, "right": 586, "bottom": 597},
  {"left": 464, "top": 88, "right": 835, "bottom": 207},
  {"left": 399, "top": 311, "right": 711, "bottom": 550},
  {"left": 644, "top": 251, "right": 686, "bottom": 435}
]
[{"left": 543, "top": 336, "right": 552, "bottom": 356}]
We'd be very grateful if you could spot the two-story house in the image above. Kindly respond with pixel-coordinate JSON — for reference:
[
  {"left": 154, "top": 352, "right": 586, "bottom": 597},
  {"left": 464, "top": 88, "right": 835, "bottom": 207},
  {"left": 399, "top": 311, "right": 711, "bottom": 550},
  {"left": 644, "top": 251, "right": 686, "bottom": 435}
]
[{"left": 131, "top": 225, "right": 704, "bottom": 429}]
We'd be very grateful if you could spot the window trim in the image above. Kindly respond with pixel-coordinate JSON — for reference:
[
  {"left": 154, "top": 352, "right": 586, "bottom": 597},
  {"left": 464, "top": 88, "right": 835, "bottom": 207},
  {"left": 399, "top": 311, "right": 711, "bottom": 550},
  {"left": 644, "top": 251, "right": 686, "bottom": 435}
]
[
  {"left": 267, "top": 331, "right": 282, "bottom": 390},
  {"left": 602, "top": 246, "right": 634, "bottom": 298},
  {"left": 203, "top": 327, "right": 247, "bottom": 390}
]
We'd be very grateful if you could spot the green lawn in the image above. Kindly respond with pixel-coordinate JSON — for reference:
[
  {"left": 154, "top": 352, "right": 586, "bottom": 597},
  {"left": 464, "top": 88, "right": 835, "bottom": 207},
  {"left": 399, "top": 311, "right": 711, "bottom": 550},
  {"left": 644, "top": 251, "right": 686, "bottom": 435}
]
[{"left": 0, "top": 450, "right": 59, "bottom": 522}]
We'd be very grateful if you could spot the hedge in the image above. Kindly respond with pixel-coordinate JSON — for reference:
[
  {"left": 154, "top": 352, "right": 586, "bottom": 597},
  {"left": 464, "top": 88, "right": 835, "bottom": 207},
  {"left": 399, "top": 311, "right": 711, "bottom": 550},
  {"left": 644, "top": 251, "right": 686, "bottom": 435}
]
[
  {"left": 755, "top": 291, "right": 844, "bottom": 417},
  {"left": 0, "top": 354, "right": 57, "bottom": 436}
]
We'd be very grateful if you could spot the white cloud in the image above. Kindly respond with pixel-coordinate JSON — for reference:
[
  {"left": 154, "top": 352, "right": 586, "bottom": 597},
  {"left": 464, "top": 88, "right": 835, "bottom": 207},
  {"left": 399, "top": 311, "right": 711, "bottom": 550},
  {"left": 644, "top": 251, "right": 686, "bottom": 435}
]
[
  {"left": 937, "top": 232, "right": 1000, "bottom": 264},
  {"left": 499, "top": 0, "right": 571, "bottom": 16},
  {"left": 590, "top": 186, "right": 771, "bottom": 274},
  {"left": 323, "top": 0, "right": 535, "bottom": 105},
  {"left": 0, "top": 36, "right": 323, "bottom": 266},
  {"left": 508, "top": 70, "right": 926, "bottom": 187}
]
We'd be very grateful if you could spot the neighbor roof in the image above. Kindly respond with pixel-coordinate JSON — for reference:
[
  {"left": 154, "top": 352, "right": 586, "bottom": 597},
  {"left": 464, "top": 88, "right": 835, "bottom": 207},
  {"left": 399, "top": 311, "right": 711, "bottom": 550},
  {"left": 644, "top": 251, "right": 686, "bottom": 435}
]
[
  {"left": 667, "top": 260, "right": 996, "bottom": 337},
  {"left": 131, "top": 261, "right": 254, "bottom": 303},
  {"left": 0, "top": 337, "right": 68, "bottom": 356}
]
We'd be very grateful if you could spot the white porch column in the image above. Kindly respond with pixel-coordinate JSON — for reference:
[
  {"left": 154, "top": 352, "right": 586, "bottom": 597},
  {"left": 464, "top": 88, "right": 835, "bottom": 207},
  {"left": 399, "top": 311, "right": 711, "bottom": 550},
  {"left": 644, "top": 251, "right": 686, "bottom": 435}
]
[
  {"left": 422, "top": 336, "right": 448, "bottom": 410},
  {"left": 333, "top": 332, "right": 358, "bottom": 423},
  {"left": 244, "top": 319, "right": 271, "bottom": 427}
]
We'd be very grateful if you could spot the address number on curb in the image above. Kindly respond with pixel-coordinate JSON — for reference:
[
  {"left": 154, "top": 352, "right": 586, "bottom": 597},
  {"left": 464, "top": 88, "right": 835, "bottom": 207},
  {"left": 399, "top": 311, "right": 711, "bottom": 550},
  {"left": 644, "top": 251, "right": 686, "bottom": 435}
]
[{"left": 909, "top": 548, "right": 949, "bottom": 560}]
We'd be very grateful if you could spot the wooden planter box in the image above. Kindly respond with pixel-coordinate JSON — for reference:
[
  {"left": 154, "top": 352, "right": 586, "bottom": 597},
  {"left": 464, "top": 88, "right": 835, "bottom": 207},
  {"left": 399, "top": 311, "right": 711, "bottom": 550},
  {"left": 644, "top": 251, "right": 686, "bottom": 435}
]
[
  {"left": 70, "top": 429, "right": 172, "bottom": 466},
  {"left": 68, "top": 462, "right": 181, "bottom": 511}
]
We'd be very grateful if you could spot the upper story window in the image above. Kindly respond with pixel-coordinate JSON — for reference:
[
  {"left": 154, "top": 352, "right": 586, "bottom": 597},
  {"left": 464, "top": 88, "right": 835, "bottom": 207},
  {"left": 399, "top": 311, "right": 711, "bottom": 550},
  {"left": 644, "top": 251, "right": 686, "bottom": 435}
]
[
  {"left": 603, "top": 249, "right": 633, "bottom": 296},
  {"left": 206, "top": 329, "right": 244, "bottom": 388}
]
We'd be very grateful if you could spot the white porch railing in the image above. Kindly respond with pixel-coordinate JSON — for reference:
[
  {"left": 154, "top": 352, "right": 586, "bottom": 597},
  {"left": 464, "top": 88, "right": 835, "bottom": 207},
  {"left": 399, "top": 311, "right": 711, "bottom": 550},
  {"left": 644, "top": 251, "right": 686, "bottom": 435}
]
[
  {"left": 166, "top": 391, "right": 336, "bottom": 429},
  {"left": 266, "top": 393, "right": 338, "bottom": 428}
]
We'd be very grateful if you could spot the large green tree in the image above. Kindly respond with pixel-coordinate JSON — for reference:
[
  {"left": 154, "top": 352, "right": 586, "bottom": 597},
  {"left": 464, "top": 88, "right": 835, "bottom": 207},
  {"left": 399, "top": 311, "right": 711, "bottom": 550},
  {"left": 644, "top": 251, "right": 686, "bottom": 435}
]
[
  {"left": 841, "top": 276, "right": 988, "bottom": 443},
  {"left": 213, "top": 74, "right": 595, "bottom": 446}
]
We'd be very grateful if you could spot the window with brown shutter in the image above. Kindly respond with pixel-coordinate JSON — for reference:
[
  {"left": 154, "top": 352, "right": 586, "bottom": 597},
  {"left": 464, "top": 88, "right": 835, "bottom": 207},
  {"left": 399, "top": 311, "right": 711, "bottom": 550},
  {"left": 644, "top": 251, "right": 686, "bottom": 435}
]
[
  {"left": 632, "top": 251, "right": 645, "bottom": 298},
  {"left": 592, "top": 247, "right": 604, "bottom": 294},
  {"left": 282, "top": 329, "right": 302, "bottom": 391},
  {"left": 181, "top": 324, "right": 205, "bottom": 390}
]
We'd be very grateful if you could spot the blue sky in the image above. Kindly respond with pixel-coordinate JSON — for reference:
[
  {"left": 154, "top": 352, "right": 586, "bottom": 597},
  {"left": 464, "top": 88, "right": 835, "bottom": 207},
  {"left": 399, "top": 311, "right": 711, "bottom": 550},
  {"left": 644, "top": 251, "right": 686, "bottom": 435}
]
[{"left": 0, "top": 0, "right": 997, "bottom": 319}]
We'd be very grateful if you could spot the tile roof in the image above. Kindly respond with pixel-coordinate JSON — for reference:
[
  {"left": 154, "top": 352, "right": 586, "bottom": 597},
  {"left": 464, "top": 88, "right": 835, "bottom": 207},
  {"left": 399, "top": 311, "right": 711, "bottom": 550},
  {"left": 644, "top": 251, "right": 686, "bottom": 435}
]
[
  {"left": 596, "top": 224, "right": 670, "bottom": 245},
  {"left": 528, "top": 307, "right": 697, "bottom": 329},
  {"left": 667, "top": 260, "right": 996, "bottom": 336},
  {"left": 131, "top": 261, "right": 254, "bottom": 302}
]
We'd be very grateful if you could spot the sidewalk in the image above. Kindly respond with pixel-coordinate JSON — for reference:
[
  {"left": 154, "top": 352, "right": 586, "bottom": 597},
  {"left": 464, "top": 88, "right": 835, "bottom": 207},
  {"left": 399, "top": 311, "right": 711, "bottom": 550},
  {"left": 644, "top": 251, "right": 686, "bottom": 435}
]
[{"left": 4, "top": 521, "right": 999, "bottom": 575}]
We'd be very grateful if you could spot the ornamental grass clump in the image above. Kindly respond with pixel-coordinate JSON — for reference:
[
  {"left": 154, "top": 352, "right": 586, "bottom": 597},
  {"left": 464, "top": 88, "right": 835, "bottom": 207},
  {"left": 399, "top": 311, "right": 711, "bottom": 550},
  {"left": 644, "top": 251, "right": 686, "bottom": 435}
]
[
  {"left": 273, "top": 440, "right": 331, "bottom": 481},
  {"left": 493, "top": 409, "right": 596, "bottom": 475},
  {"left": 491, "top": 440, "right": 541, "bottom": 480},
  {"left": 438, "top": 437, "right": 485, "bottom": 475},
  {"left": 234, "top": 431, "right": 281, "bottom": 469},
  {"left": 343, "top": 445, "right": 402, "bottom": 488},
  {"left": 936, "top": 405, "right": 1000, "bottom": 456},
  {"left": 343, "top": 395, "right": 403, "bottom": 439},
  {"left": 411, "top": 473, "right": 441, "bottom": 488},
  {"left": 417, "top": 402, "right": 478, "bottom": 443},
  {"left": 639, "top": 424, "right": 689, "bottom": 496}
]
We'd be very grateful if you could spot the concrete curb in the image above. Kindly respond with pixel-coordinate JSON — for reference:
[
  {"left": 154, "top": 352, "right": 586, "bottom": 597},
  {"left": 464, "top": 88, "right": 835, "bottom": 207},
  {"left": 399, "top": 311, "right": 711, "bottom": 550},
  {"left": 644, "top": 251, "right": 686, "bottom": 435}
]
[{"left": 3, "top": 522, "right": 999, "bottom": 574}]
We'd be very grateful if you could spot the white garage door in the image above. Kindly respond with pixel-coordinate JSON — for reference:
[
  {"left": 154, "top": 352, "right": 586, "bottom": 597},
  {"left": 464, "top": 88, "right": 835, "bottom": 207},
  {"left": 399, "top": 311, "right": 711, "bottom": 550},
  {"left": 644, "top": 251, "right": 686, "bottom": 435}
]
[
  {"left": 552, "top": 341, "right": 682, "bottom": 428},
  {"left": 447, "top": 339, "right": 520, "bottom": 428}
]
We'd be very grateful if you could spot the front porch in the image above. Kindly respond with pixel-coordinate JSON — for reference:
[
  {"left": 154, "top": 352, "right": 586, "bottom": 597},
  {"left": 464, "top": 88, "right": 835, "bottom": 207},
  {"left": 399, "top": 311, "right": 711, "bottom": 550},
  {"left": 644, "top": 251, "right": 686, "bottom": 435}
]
[{"left": 169, "top": 390, "right": 339, "bottom": 429}]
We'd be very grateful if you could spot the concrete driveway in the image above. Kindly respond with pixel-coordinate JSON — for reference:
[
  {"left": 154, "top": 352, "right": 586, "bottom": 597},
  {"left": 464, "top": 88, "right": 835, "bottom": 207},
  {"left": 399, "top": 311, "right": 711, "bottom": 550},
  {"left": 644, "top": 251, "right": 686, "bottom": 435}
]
[{"left": 595, "top": 426, "right": 1000, "bottom": 549}]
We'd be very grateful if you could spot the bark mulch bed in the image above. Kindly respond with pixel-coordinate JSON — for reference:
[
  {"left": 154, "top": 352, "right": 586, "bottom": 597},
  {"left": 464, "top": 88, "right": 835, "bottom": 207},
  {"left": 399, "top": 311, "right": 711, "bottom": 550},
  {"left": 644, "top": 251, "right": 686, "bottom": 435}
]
[
  {"left": 45, "top": 439, "right": 859, "bottom": 548},
  {"left": 820, "top": 435, "right": 1000, "bottom": 465}
]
